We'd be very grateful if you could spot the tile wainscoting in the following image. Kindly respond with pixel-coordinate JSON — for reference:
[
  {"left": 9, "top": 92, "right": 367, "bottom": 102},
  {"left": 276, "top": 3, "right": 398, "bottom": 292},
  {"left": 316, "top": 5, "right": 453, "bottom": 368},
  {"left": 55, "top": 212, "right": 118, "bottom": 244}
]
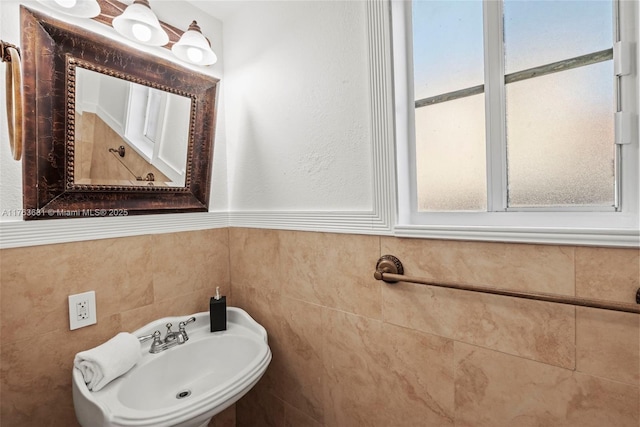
[
  {"left": 1, "top": 227, "right": 638, "bottom": 426},
  {"left": 0, "top": 229, "right": 233, "bottom": 426},
  {"left": 230, "top": 228, "right": 640, "bottom": 427}
]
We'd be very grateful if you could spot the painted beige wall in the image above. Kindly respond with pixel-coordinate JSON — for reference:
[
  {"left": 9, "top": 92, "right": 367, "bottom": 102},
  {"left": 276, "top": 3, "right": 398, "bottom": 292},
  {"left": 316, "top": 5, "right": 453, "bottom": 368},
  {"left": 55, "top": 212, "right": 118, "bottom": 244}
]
[{"left": 1, "top": 228, "right": 639, "bottom": 426}]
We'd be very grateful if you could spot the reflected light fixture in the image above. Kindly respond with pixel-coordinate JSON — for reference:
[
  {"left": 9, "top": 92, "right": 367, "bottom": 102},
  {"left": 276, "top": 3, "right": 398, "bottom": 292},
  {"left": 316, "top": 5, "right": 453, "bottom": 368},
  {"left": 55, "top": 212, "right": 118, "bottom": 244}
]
[
  {"left": 112, "top": 0, "right": 169, "bottom": 46},
  {"left": 171, "top": 21, "right": 217, "bottom": 66},
  {"left": 36, "top": 0, "right": 101, "bottom": 18}
]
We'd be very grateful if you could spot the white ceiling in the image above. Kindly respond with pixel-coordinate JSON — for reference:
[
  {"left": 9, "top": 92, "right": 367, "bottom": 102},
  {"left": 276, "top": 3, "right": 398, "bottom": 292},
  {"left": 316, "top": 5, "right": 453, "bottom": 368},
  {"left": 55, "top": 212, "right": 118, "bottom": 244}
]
[{"left": 181, "top": 0, "right": 253, "bottom": 22}]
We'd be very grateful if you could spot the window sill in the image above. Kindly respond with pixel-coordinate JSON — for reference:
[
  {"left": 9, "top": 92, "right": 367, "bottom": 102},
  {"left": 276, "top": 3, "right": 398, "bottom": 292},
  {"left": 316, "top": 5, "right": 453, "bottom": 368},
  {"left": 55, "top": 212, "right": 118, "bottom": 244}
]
[{"left": 394, "top": 223, "right": 639, "bottom": 248}]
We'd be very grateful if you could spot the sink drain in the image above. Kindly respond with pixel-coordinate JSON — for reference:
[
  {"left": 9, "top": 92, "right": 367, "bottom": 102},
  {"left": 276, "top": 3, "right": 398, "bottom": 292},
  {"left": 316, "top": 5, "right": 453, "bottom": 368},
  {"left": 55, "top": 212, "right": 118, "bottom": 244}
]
[{"left": 176, "top": 390, "right": 192, "bottom": 399}]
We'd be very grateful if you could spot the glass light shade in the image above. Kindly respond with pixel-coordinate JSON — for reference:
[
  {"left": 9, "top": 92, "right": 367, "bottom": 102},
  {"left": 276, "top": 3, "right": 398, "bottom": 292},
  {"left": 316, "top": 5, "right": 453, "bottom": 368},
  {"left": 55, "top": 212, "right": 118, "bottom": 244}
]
[
  {"left": 36, "top": 0, "right": 101, "bottom": 18},
  {"left": 55, "top": 0, "right": 77, "bottom": 8},
  {"left": 172, "top": 21, "right": 217, "bottom": 66},
  {"left": 112, "top": 0, "right": 169, "bottom": 47}
]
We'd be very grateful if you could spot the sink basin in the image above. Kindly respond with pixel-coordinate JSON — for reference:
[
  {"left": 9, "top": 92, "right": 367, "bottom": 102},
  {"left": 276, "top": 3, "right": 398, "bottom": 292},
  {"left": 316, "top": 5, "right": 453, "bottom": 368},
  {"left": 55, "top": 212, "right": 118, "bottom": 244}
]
[{"left": 72, "top": 307, "right": 271, "bottom": 427}]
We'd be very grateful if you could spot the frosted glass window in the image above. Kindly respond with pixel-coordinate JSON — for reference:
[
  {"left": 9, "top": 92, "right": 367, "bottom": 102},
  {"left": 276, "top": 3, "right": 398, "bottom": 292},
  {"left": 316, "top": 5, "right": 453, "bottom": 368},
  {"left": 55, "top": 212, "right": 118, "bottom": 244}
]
[
  {"left": 412, "top": 0, "right": 484, "bottom": 100},
  {"left": 409, "top": 0, "right": 619, "bottom": 218},
  {"left": 415, "top": 94, "right": 486, "bottom": 211},
  {"left": 506, "top": 61, "right": 615, "bottom": 207},
  {"left": 503, "top": 0, "right": 613, "bottom": 74}
]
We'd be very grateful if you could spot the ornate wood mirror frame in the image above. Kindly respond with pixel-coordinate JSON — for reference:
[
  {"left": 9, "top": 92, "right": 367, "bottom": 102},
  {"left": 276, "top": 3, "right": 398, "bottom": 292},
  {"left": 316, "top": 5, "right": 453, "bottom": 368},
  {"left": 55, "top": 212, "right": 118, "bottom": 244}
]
[{"left": 20, "top": 6, "right": 219, "bottom": 219}]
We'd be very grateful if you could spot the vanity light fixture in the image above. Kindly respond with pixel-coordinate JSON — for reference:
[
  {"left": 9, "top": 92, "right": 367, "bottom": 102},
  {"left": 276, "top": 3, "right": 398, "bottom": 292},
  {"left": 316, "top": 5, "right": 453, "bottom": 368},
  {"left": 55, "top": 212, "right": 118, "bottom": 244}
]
[
  {"left": 40, "top": 0, "right": 216, "bottom": 67},
  {"left": 36, "top": 0, "right": 101, "bottom": 18},
  {"left": 112, "top": 0, "right": 168, "bottom": 46},
  {"left": 171, "top": 21, "right": 217, "bottom": 66}
]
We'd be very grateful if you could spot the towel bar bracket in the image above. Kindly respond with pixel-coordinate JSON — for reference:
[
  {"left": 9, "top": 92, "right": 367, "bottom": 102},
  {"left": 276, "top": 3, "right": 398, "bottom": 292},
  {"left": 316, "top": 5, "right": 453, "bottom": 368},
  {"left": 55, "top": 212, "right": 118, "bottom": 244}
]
[{"left": 374, "top": 254, "right": 403, "bottom": 283}]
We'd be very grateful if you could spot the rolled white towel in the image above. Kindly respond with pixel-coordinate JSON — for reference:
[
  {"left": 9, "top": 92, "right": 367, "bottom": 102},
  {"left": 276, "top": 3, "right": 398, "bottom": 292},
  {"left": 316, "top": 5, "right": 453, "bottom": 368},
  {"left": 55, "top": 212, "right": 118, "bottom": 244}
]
[{"left": 73, "top": 332, "right": 141, "bottom": 392}]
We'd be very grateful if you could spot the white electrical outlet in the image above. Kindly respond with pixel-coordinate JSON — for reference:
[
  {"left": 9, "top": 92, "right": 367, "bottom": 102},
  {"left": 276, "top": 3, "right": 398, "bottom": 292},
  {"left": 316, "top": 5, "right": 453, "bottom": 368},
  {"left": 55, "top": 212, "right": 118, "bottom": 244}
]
[{"left": 69, "top": 291, "right": 97, "bottom": 330}]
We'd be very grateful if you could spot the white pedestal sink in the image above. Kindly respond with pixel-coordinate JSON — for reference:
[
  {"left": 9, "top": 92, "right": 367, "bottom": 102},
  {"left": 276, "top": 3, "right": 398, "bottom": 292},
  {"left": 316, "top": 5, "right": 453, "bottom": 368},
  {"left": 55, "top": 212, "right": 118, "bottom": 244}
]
[{"left": 72, "top": 307, "right": 271, "bottom": 427}]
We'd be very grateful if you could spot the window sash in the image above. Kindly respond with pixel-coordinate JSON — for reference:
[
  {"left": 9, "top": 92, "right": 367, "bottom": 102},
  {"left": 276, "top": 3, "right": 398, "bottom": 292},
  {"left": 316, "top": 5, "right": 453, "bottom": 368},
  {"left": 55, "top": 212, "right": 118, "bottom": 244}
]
[
  {"left": 413, "top": 0, "right": 617, "bottom": 213},
  {"left": 392, "top": 0, "right": 639, "bottom": 243}
]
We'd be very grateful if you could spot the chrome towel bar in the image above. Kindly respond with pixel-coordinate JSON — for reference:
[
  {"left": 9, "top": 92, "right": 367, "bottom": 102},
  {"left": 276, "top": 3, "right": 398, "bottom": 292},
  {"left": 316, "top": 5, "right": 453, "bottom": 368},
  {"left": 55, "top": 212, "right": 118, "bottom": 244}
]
[{"left": 374, "top": 255, "right": 640, "bottom": 314}]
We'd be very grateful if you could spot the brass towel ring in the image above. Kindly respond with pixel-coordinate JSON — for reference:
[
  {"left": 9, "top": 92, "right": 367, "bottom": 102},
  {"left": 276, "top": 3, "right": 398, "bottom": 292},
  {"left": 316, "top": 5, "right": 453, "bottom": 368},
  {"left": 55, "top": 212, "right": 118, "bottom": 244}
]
[{"left": 1, "top": 40, "right": 23, "bottom": 161}]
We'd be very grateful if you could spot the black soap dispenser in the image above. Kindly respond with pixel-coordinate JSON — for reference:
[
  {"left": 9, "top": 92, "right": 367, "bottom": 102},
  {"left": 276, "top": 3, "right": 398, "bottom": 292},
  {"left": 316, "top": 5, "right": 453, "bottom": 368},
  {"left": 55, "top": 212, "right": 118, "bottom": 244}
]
[{"left": 210, "top": 286, "right": 227, "bottom": 332}]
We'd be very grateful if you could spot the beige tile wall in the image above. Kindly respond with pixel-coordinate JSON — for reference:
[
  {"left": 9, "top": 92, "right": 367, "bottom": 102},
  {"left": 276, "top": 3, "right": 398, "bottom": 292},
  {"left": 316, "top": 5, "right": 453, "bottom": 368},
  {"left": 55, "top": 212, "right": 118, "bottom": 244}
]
[
  {"left": 1, "top": 227, "right": 638, "bottom": 426},
  {"left": 230, "top": 228, "right": 640, "bottom": 427},
  {"left": 0, "top": 229, "right": 232, "bottom": 427}
]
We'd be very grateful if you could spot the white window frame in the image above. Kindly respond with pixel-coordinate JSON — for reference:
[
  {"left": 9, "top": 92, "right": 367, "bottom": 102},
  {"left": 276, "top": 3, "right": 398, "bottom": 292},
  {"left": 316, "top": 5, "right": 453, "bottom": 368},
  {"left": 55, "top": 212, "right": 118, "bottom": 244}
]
[{"left": 391, "top": 0, "right": 639, "bottom": 247}]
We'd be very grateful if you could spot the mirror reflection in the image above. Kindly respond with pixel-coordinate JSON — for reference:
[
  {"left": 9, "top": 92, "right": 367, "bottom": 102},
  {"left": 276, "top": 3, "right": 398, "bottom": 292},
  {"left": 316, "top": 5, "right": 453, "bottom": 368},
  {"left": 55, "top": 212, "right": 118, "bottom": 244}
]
[{"left": 74, "top": 67, "right": 192, "bottom": 187}]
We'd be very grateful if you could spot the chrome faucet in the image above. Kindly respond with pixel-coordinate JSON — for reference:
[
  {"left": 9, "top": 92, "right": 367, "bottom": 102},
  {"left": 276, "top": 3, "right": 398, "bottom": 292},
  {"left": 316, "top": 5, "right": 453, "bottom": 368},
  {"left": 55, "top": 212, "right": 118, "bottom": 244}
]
[{"left": 138, "top": 317, "right": 197, "bottom": 354}]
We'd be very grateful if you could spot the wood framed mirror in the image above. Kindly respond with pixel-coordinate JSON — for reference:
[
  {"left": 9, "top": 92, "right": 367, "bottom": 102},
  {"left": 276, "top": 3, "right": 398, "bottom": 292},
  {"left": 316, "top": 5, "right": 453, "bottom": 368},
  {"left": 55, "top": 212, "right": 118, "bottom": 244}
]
[{"left": 20, "top": 6, "right": 219, "bottom": 219}]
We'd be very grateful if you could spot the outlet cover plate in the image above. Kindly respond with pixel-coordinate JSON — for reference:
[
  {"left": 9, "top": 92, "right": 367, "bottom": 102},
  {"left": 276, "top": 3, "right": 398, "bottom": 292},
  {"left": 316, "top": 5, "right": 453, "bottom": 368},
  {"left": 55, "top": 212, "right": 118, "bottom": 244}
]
[{"left": 69, "top": 291, "right": 97, "bottom": 330}]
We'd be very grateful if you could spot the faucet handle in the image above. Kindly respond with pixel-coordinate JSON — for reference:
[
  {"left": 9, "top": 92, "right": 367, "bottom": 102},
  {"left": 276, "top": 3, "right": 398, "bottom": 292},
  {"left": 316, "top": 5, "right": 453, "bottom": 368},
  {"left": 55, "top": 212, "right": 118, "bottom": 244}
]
[
  {"left": 138, "top": 330, "right": 161, "bottom": 344},
  {"left": 177, "top": 317, "right": 196, "bottom": 343},
  {"left": 178, "top": 317, "right": 196, "bottom": 331}
]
